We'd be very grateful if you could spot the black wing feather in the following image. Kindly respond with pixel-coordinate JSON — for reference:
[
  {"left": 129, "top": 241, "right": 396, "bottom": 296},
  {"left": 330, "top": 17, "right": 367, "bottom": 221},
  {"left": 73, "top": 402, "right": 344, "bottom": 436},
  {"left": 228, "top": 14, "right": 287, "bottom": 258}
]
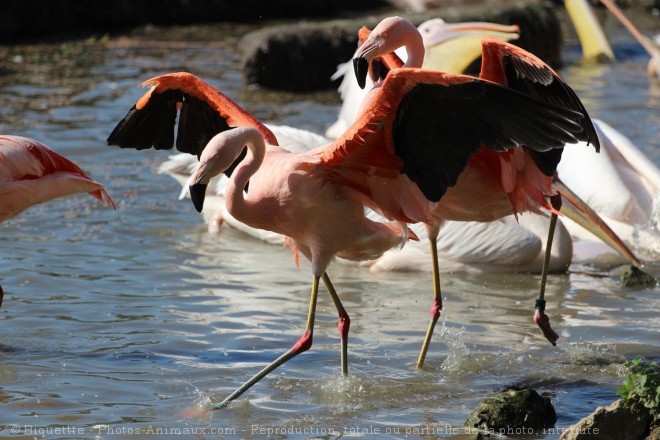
[
  {"left": 108, "top": 89, "right": 234, "bottom": 159},
  {"left": 393, "top": 81, "right": 584, "bottom": 202},
  {"left": 107, "top": 87, "right": 247, "bottom": 182},
  {"left": 176, "top": 94, "right": 232, "bottom": 157},
  {"left": 107, "top": 89, "right": 182, "bottom": 151},
  {"left": 504, "top": 54, "right": 600, "bottom": 148},
  {"left": 502, "top": 55, "right": 600, "bottom": 176}
]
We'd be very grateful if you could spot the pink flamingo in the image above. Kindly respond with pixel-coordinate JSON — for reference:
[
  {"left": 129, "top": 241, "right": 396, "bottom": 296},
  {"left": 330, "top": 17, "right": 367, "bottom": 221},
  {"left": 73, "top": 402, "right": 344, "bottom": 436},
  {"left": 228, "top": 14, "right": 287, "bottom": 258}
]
[
  {"left": 0, "top": 135, "right": 115, "bottom": 222},
  {"left": 0, "top": 135, "right": 115, "bottom": 307},
  {"left": 349, "top": 17, "right": 640, "bottom": 368},
  {"left": 108, "top": 33, "right": 593, "bottom": 407}
]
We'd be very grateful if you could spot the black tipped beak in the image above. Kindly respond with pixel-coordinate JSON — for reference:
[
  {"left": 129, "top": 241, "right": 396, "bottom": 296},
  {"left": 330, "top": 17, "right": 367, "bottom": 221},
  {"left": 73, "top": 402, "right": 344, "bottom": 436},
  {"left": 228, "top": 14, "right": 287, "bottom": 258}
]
[
  {"left": 353, "top": 56, "right": 369, "bottom": 89},
  {"left": 189, "top": 183, "right": 207, "bottom": 213}
]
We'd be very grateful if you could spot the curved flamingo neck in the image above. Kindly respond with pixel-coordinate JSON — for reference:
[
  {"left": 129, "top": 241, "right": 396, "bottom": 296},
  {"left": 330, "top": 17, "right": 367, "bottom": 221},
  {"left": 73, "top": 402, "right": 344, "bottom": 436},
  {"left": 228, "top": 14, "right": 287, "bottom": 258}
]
[
  {"left": 225, "top": 128, "right": 266, "bottom": 221},
  {"left": 402, "top": 33, "right": 425, "bottom": 69},
  {"left": 360, "top": 24, "right": 424, "bottom": 111}
]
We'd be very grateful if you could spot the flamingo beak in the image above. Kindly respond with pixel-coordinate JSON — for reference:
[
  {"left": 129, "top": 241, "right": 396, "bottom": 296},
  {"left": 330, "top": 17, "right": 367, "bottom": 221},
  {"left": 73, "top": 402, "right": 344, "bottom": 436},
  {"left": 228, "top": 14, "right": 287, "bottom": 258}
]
[
  {"left": 189, "top": 183, "right": 207, "bottom": 213},
  {"left": 353, "top": 35, "right": 379, "bottom": 89},
  {"left": 353, "top": 56, "right": 370, "bottom": 89},
  {"left": 554, "top": 177, "right": 642, "bottom": 267}
]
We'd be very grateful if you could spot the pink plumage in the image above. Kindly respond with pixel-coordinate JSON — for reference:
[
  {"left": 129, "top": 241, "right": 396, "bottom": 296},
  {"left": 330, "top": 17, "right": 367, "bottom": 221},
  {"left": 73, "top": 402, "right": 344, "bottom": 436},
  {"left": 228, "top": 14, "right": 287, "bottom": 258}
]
[{"left": 0, "top": 135, "right": 115, "bottom": 222}]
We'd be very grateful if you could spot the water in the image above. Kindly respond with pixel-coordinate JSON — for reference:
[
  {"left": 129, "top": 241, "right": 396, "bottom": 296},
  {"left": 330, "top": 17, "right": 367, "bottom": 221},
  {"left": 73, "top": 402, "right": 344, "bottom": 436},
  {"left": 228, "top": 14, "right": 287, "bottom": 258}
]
[{"left": 1, "top": 19, "right": 659, "bottom": 440}]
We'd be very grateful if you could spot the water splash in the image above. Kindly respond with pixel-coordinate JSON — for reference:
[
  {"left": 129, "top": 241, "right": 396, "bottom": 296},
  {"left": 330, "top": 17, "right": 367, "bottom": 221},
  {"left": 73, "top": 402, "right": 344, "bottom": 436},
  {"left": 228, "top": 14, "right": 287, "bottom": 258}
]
[
  {"left": 562, "top": 339, "right": 626, "bottom": 369},
  {"left": 179, "top": 387, "right": 214, "bottom": 421},
  {"left": 318, "top": 373, "right": 363, "bottom": 394},
  {"left": 438, "top": 319, "right": 470, "bottom": 372}
]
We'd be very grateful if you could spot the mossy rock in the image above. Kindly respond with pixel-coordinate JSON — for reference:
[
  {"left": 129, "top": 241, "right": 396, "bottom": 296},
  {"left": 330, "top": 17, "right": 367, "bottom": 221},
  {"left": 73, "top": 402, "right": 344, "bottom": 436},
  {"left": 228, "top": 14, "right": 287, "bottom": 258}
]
[
  {"left": 465, "top": 388, "right": 557, "bottom": 433},
  {"left": 620, "top": 266, "right": 657, "bottom": 288}
]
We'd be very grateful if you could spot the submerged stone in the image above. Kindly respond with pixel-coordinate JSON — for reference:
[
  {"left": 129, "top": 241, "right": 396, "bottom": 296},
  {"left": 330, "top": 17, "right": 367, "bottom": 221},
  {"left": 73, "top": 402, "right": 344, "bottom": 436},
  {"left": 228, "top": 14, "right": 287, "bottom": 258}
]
[
  {"left": 620, "top": 266, "right": 657, "bottom": 288},
  {"left": 465, "top": 387, "right": 557, "bottom": 434}
]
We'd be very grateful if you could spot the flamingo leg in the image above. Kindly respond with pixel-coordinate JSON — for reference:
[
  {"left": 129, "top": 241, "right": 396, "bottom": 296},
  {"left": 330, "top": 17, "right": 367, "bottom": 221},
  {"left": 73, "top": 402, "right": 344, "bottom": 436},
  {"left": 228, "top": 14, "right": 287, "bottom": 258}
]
[
  {"left": 534, "top": 200, "right": 560, "bottom": 346},
  {"left": 416, "top": 236, "right": 443, "bottom": 369},
  {"left": 212, "top": 275, "right": 320, "bottom": 410},
  {"left": 322, "top": 272, "right": 350, "bottom": 376}
]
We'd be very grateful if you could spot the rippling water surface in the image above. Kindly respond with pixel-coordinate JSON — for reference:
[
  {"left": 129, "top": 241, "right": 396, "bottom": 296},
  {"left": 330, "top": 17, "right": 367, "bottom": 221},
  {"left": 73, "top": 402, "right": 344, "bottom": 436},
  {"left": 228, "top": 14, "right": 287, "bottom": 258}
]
[{"left": 0, "top": 17, "right": 659, "bottom": 440}]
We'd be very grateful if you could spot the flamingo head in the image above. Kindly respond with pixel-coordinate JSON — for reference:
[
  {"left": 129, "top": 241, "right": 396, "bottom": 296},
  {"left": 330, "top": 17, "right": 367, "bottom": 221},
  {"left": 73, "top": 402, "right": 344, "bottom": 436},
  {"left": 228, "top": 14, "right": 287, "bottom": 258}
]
[
  {"left": 352, "top": 16, "right": 520, "bottom": 88},
  {"left": 353, "top": 16, "right": 421, "bottom": 89},
  {"left": 189, "top": 128, "right": 254, "bottom": 212}
]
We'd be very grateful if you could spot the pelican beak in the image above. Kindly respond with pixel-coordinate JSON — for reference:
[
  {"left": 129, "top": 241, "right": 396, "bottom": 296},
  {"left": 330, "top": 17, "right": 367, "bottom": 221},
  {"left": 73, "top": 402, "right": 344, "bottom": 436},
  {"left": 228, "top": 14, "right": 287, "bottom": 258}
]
[
  {"left": 420, "top": 20, "right": 520, "bottom": 47},
  {"left": 420, "top": 20, "right": 520, "bottom": 73},
  {"left": 554, "top": 177, "right": 642, "bottom": 267},
  {"left": 353, "top": 56, "right": 370, "bottom": 89},
  {"left": 189, "top": 183, "right": 207, "bottom": 213}
]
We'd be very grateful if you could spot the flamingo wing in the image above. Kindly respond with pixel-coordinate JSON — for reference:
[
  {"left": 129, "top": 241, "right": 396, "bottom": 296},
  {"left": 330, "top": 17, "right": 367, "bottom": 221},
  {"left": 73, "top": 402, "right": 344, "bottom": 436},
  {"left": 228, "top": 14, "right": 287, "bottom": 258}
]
[
  {"left": 107, "top": 72, "right": 279, "bottom": 157},
  {"left": 319, "top": 68, "right": 586, "bottom": 207},
  {"left": 479, "top": 38, "right": 600, "bottom": 175}
]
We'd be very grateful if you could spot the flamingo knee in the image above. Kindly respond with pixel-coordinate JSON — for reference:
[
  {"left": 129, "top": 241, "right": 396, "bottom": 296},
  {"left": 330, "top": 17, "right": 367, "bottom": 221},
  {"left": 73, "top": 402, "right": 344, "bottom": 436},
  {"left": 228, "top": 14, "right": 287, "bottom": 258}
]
[
  {"left": 429, "top": 297, "right": 442, "bottom": 322},
  {"left": 290, "top": 329, "right": 314, "bottom": 355},
  {"left": 337, "top": 313, "right": 351, "bottom": 341}
]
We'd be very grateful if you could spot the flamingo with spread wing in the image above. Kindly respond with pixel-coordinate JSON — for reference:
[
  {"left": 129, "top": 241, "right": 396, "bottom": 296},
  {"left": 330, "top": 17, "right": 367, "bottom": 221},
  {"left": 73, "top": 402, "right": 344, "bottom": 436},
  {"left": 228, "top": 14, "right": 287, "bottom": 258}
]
[{"left": 107, "top": 33, "right": 591, "bottom": 407}]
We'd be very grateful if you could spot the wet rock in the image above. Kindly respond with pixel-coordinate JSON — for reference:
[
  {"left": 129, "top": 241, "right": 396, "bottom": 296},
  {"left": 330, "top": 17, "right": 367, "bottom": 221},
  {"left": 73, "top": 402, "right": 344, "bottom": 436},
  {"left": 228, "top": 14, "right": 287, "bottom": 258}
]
[
  {"left": 464, "top": 388, "right": 557, "bottom": 434},
  {"left": 241, "top": 3, "right": 563, "bottom": 91},
  {"left": 240, "top": 21, "right": 361, "bottom": 92},
  {"left": 647, "top": 425, "right": 660, "bottom": 440},
  {"left": 559, "top": 399, "right": 652, "bottom": 440},
  {"left": 620, "top": 266, "right": 657, "bottom": 288}
]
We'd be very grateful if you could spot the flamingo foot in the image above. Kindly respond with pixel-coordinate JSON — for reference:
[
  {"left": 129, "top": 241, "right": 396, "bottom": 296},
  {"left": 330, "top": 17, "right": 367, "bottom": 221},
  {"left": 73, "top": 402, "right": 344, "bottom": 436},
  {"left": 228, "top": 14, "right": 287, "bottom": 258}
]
[
  {"left": 533, "top": 299, "right": 558, "bottom": 346},
  {"left": 180, "top": 404, "right": 212, "bottom": 419}
]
